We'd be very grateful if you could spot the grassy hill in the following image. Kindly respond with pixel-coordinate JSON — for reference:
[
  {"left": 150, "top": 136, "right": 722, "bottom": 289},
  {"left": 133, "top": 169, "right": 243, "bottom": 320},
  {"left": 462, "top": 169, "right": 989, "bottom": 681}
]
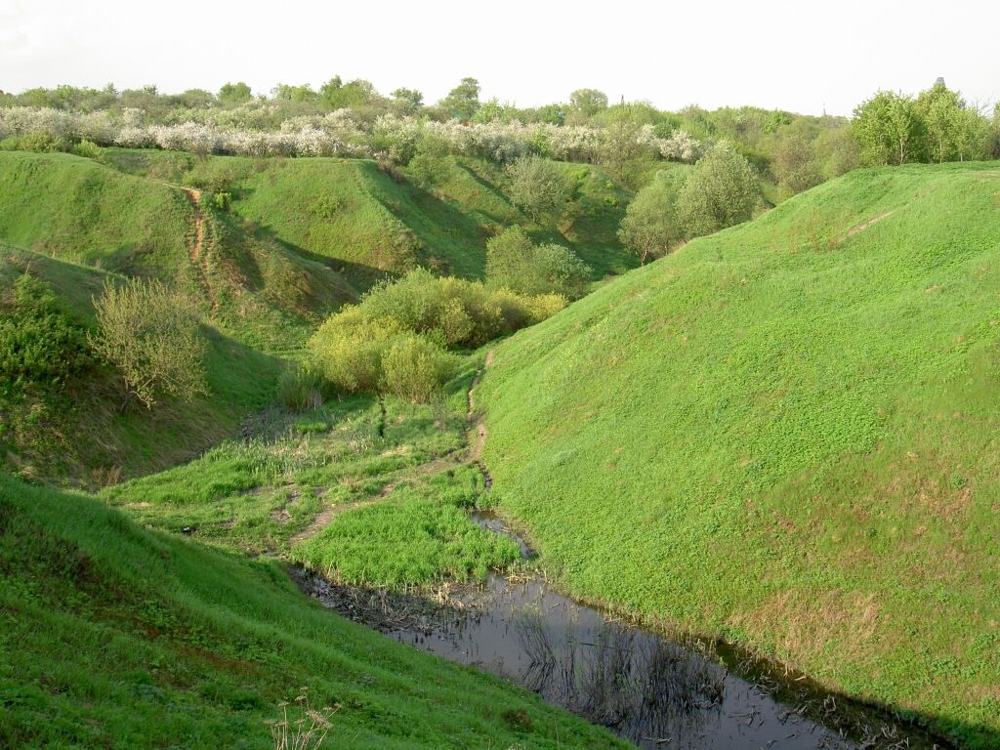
[
  {"left": 0, "top": 244, "right": 283, "bottom": 485},
  {"left": 477, "top": 163, "right": 1000, "bottom": 748},
  {"left": 0, "top": 151, "right": 356, "bottom": 352},
  {"left": 0, "top": 471, "right": 626, "bottom": 749},
  {"left": 96, "top": 149, "right": 635, "bottom": 288}
]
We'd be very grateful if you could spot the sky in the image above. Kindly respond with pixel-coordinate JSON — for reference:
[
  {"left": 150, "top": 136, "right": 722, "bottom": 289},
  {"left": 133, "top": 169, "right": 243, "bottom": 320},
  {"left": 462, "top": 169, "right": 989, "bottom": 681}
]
[{"left": 1, "top": 0, "right": 998, "bottom": 118}]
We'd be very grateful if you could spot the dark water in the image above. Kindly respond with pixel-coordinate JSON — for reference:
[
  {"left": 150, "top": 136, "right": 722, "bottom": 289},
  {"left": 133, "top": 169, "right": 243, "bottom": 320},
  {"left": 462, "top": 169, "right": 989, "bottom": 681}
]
[
  {"left": 389, "top": 575, "right": 854, "bottom": 750},
  {"left": 296, "top": 512, "right": 951, "bottom": 750}
]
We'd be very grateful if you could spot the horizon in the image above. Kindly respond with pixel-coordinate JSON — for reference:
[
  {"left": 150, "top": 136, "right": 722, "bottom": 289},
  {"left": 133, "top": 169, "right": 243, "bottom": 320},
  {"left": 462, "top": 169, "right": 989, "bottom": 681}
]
[{"left": 2, "top": 0, "right": 998, "bottom": 119}]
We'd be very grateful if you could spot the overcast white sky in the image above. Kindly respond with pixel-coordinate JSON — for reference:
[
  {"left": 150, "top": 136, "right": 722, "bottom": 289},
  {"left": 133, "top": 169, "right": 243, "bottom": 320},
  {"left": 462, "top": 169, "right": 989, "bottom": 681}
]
[{"left": 1, "top": 0, "right": 997, "bottom": 117}]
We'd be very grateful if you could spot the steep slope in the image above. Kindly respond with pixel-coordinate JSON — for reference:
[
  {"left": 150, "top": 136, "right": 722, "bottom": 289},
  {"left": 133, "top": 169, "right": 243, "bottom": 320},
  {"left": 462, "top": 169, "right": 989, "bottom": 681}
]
[
  {"left": 96, "top": 149, "right": 636, "bottom": 288},
  {"left": 478, "top": 163, "right": 1000, "bottom": 748},
  {"left": 0, "top": 151, "right": 356, "bottom": 353},
  {"left": 0, "top": 244, "right": 283, "bottom": 485},
  {"left": 0, "top": 472, "right": 625, "bottom": 749}
]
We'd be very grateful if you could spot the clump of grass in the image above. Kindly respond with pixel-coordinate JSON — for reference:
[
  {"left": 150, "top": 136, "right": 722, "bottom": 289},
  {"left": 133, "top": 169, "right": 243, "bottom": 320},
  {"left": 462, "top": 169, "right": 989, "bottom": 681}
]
[
  {"left": 266, "top": 689, "right": 339, "bottom": 750},
  {"left": 277, "top": 364, "right": 324, "bottom": 412}
]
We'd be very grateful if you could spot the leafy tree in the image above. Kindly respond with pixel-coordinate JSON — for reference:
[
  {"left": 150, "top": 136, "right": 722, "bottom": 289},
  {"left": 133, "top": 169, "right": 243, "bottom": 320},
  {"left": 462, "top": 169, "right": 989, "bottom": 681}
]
[
  {"left": 321, "top": 77, "right": 377, "bottom": 109},
  {"left": 951, "top": 105, "right": 991, "bottom": 161},
  {"left": 472, "top": 98, "right": 516, "bottom": 124},
  {"left": 617, "top": 169, "right": 689, "bottom": 264},
  {"left": 598, "top": 105, "right": 657, "bottom": 190},
  {"left": 567, "top": 89, "right": 608, "bottom": 122},
  {"left": 391, "top": 87, "right": 424, "bottom": 110},
  {"left": 915, "top": 81, "right": 965, "bottom": 163},
  {"left": 770, "top": 130, "right": 823, "bottom": 198},
  {"left": 439, "top": 77, "right": 481, "bottom": 122},
  {"left": 851, "top": 90, "right": 924, "bottom": 165},
  {"left": 218, "top": 81, "right": 253, "bottom": 106},
  {"left": 485, "top": 227, "right": 592, "bottom": 299},
  {"left": 175, "top": 88, "right": 216, "bottom": 109},
  {"left": 813, "top": 126, "right": 860, "bottom": 179},
  {"left": 677, "top": 142, "right": 760, "bottom": 237},
  {"left": 272, "top": 83, "right": 319, "bottom": 103},
  {"left": 89, "top": 278, "right": 208, "bottom": 410},
  {"left": 506, "top": 156, "right": 570, "bottom": 225}
]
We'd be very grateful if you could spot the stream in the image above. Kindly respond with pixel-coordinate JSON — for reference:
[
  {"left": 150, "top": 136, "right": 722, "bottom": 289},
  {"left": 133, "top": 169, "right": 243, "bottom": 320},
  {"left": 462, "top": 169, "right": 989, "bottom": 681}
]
[{"left": 294, "top": 511, "right": 951, "bottom": 750}]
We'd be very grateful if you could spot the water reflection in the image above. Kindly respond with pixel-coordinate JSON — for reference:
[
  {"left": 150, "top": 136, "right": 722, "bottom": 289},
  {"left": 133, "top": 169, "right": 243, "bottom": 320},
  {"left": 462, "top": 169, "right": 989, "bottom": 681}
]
[{"left": 387, "top": 576, "right": 854, "bottom": 750}]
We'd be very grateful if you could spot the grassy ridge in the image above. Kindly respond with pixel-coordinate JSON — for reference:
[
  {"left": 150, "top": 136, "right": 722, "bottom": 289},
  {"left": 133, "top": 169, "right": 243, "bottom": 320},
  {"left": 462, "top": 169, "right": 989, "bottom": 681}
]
[
  {"left": 0, "top": 151, "right": 190, "bottom": 277},
  {"left": 478, "top": 163, "right": 1000, "bottom": 748},
  {"left": 0, "top": 471, "right": 626, "bottom": 749},
  {"left": 0, "top": 151, "right": 357, "bottom": 353}
]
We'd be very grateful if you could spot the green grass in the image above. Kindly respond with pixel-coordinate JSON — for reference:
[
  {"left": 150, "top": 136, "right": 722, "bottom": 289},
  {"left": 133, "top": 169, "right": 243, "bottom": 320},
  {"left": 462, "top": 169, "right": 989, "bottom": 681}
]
[
  {"left": 100, "top": 364, "right": 522, "bottom": 587},
  {"left": 95, "top": 149, "right": 636, "bottom": 289},
  {"left": 0, "top": 245, "right": 284, "bottom": 486},
  {"left": 0, "top": 151, "right": 193, "bottom": 278},
  {"left": 478, "top": 163, "right": 1000, "bottom": 749},
  {"left": 0, "top": 471, "right": 627, "bottom": 749}
]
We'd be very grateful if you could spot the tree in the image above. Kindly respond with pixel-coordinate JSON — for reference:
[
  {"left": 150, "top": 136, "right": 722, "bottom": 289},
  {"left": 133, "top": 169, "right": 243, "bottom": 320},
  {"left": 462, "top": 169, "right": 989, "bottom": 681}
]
[
  {"left": 218, "top": 81, "right": 253, "bottom": 106},
  {"left": 321, "top": 77, "right": 377, "bottom": 109},
  {"left": 770, "top": 130, "right": 822, "bottom": 198},
  {"left": 677, "top": 142, "right": 760, "bottom": 238},
  {"left": 851, "top": 90, "right": 924, "bottom": 166},
  {"left": 505, "top": 156, "right": 570, "bottom": 225},
  {"left": 272, "top": 83, "right": 319, "bottom": 103},
  {"left": 485, "top": 227, "right": 592, "bottom": 299},
  {"left": 439, "top": 77, "right": 481, "bottom": 122},
  {"left": 89, "top": 278, "right": 208, "bottom": 410},
  {"left": 598, "top": 105, "right": 657, "bottom": 190},
  {"left": 391, "top": 87, "right": 424, "bottom": 109},
  {"left": 617, "top": 168, "right": 689, "bottom": 264},
  {"left": 567, "top": 88, "right": 608, "bottom": 122}
]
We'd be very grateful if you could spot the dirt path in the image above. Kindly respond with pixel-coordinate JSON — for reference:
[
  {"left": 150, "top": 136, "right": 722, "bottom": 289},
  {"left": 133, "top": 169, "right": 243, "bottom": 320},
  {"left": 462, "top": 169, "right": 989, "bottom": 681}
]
[
  {"left": 846, "top": 210, "right": 895, "bottom": 238},
  {"left": 291, "top": 350, "right": 497, "bottom": 544},
  {"left": 182, "top": 187, "right": 214, "bottom": 307}
]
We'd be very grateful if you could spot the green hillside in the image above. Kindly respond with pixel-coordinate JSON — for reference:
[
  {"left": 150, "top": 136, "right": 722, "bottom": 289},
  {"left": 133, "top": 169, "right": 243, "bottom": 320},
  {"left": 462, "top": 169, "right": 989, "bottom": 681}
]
[
  {"left": 477, "top": 163, "right": 1000, "bottom": 748},
  {"left": 0, "top": 151, "right": 191, "bottom": 277},
  {"left": 0, "top": 151, "right": 356, "bottom": 352},
  {"left": 0, "top": 472, "right": 625, "bottom": 749},
  {"left": 95, "top": 149, "right": 634, "bottom": 287},
  {"left": 0, "top": 244, "right": 283, "bottom": 485}
]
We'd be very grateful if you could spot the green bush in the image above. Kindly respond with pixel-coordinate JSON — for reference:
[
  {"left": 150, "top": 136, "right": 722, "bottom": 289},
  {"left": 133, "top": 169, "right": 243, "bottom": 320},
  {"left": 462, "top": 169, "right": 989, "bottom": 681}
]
[
  {"left": 89, "top": 278, "right": 208, "bottom": 409},
  {"left": 485, "top": 226, "right": 592, "bottom": 299},
  {"left": 70, "top": 139, "right": 103, "bottom": 159},
  {"left": 505, "top": 155, "right": 570, "bottom": 224},
  {"left": 0, "top": 131, "right": 71, "bottom": 154},
  {"left": 617, "top": 168, "right": 689, "bottom": 264},
  {"left": 381, "top": 335, "right": 456, "bottom": 403},
  {"left": 308, "top": 270, "right": 566, "bottom": 402},
  {"left": 0, "top": 274, "right": 92, "bottom": 390}
]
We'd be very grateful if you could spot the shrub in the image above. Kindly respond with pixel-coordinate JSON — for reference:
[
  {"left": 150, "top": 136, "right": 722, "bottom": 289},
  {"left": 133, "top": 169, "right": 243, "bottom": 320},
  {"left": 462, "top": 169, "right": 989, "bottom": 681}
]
[
  {"left": 308, "top": 271, "right": 566, "bottom": 401},
  {"left": 380, "top": 335, "right": 456, "bottom": 402},
  {"left": 485, "top": 227, "right": 592, "bottom": 299},
  {"left": 70, "top": 139, "right": 102, "bottom": 158},
  {"left": 618, "top": 168, "right": 689, "bottom": 264},
  {"left": 89, "top": 278, "right": 209, "bottom": 409},
  {"left": 308, "top": 306, "right": 394, "bottom": 394},
  {"left": 506, "top": 156, "right": 570, "bottom": 225},
  {"left": 677, "top": 142, "right": 761, "bottom": 237},
  {"left": 0, "top": 274, "right": 92, "bottom": 390}
]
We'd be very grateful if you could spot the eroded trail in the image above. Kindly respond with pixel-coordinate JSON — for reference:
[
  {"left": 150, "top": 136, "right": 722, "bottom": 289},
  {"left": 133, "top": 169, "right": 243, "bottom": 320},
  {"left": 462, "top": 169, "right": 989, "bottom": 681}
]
[
  {"left": 292, "top": 350, "right": 497, "bottom": 544},
  {"left": 182, "top": 187, "right": 215, "bottom": 307}
]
